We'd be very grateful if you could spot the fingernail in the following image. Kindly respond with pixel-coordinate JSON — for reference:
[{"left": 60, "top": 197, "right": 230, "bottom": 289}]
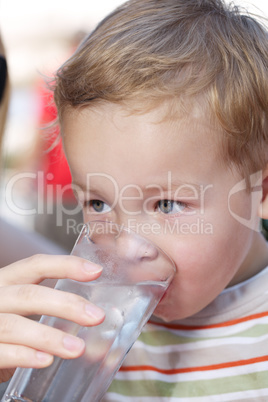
[
  {"left": 85, "top": 303, "right": 105, "bottom": 321},
  {"left": 83, "top": 262, "right": 103, "bottom": 274},
  {"left": 36, "top": 351, "right": 53, "bottom": 364},
  {"left": 63, "top": 335, "right": 85, "bottom": 352}
]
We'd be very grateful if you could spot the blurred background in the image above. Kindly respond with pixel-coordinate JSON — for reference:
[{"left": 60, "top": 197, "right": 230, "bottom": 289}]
[
  {"left": 0, "top": 0, "right": 267, "bottom": 252},
  {"left": 0, "top": 0, "right": 126, "bottom": 251}
]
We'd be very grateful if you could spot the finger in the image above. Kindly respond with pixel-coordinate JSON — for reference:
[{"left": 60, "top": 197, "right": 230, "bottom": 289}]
[
  {"left": 0, "top": 254, "right": 102, "bottom": 286},
  {"left": 0, "top": 314, "right": 87, "bottom": 363},
  {"left": 0, "top": 286, "right": 105, "bottom": 325},
  {"left": 0, "top": 344, "right": 53, "bottom": 369}
]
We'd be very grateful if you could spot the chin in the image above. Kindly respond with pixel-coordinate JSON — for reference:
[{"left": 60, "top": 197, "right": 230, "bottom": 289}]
[
  {"left": 152, "top": 285, "right": 182, "bottom": 322},
  {"left": 153, "top": 295, "right": 198, "bottom": 322},
  {"left": 153, "top": 302, "right": 181, "bottom": 322}
]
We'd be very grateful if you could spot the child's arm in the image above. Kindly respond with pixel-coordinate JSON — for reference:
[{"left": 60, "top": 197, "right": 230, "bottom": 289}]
[{"left": 0, "top": 254, "right": 104, "bottom": 382}]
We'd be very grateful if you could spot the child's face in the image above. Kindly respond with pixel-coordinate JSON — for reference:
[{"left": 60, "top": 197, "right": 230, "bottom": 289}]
[{"left": 63, "top": 102, "right": 264, "bottom": 322}]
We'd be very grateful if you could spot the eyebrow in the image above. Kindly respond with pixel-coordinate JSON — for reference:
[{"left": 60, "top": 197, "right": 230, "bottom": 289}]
[
  {"left": 144, "top": 182, "right": 208, "bottom": 199},
  {"left": 144, "top": 171, "right": 208, "bottom": 193},
  {"left": 72, "top": 178, "right": 207, "bottom": 198},
  {"left": 71, "top": 181, "right": 115, "bottom": 198}
]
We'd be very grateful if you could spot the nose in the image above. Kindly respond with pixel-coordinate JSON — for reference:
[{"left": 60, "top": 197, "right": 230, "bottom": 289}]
[
  {"left": 83, "top": 221, "right": 175, "bottom": 284},
  {"left": 85, "top": 221, "right": 159, "bottom": 263},
  {"left": 115, "top": 229, "right": 159, "bottom": 263}
]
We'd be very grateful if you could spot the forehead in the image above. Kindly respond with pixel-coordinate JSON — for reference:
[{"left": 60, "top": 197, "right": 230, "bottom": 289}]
[
  {"left": 62, "top": 98, "right": 221, "bottom": 145},
  {"left": 62, "top": 101, "right": 225, "bottom": 189}
]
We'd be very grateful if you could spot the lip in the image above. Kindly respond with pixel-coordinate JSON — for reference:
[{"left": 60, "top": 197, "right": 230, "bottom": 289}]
[
  {"left": 157, "top": 282, "right": 173, "bottom": 307},
  {"left": 155, "top": 277, "right": 176, "bottom": 311},
  {"left": 159, "top": 289, "right": 169, "bottom": 303},
  {"left": 153, "top": 294, "right": 169, "bottom": 320}
]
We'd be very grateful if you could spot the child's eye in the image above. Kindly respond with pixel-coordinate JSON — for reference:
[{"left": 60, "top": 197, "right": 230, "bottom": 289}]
[
  {"left": 85, "top": 200, "right": 111, "bottom": 213},
  {"left": 157, "top": 199, "right": 186, "bottom": 215}
]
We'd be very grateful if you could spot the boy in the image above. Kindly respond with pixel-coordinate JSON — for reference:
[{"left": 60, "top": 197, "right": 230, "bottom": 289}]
[{"left": 52, "top": 0, "right": 268, "bottom": 400}]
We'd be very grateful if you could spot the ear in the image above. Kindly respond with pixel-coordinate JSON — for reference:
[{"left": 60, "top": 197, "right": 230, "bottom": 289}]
[{"left": 258, "top": 166, "right": 268, "bottom": 219}]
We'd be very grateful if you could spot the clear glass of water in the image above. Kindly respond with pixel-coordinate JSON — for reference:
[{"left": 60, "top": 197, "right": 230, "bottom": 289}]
[{"left": 3, "top": 220, "right": 176, "bottom": 402}]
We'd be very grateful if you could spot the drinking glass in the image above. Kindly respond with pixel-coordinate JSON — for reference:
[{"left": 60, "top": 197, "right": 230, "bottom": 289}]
[{"left": 3, "top": 220, "right": 175, "bottom": 402}]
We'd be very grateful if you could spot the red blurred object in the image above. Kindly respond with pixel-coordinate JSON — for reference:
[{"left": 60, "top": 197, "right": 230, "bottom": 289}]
[{"left": 37, "top": 84, "right": 75, "bottom": 202}]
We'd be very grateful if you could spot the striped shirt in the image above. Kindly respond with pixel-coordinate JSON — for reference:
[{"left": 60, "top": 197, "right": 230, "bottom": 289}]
[{"left": 102, "top": 266, "right": 268, "bottom": 401}]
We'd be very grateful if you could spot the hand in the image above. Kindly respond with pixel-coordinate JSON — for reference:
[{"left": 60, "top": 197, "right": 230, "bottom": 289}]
[{"left": 0, "top": 254, "right": 104, "bottom": 382}]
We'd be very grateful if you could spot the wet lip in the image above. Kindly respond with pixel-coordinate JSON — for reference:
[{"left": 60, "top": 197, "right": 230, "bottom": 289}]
[
  {"left": 159, "top": 288, "right": 169, "bottom": 304},
  {"left": 158, "top": 279, "right": 174, "bottom": 305}
]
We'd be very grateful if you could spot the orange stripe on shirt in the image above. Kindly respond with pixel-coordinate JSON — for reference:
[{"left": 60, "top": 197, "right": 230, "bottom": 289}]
[
  {"left": 149, "top": 311, "right": 268, "bottom": 331},
  {"left": 120, "top": 355, "right": 268, "bottom": 375}
]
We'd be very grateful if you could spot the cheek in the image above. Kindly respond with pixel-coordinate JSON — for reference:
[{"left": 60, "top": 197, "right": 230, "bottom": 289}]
[
  {"left": 176, "top": 222, "right": 251, "bottom": 284},
  {"left": 154, "top": 224, "right": 251, "bottom": 321}
]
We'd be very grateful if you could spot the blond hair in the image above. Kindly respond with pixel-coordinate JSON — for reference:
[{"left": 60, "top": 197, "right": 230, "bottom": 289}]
[{"left": 54, "top": 0, "right": 268, "bottom": 178}]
